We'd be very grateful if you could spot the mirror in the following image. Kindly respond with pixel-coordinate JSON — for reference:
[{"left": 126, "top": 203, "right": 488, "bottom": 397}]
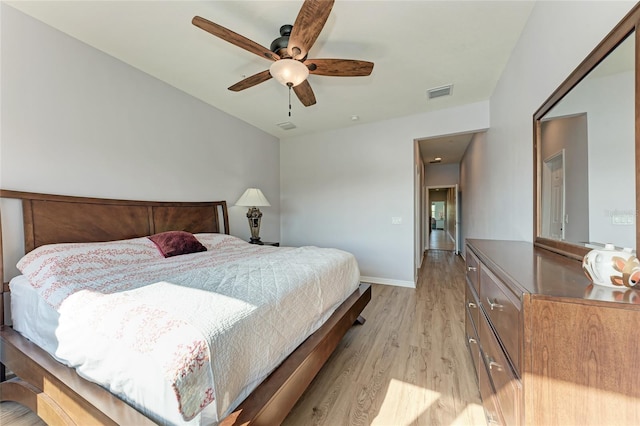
[
  {"left": 534, "top": 5, "right": 640, "bottom": 259},
  {"left": 540, "top": 35, "right": 635, "bottom": 248}
]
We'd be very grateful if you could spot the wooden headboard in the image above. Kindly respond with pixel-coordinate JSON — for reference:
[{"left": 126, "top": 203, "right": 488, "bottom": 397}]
[
  {"left": 0, "top": 189, "right": 230, "bottom": 325},
  {"left": 0, "top": 190, "right": 229, "bottom": 252}
]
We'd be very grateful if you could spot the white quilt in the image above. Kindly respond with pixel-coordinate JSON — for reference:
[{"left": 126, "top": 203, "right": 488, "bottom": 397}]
[{"left": 15, "top": 234, "right": 360, "bottom": 424}]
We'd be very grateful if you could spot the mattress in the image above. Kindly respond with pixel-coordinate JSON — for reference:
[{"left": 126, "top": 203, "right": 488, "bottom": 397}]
[{"left": 10, "top": 234, "right": 360, "bottom": 425}]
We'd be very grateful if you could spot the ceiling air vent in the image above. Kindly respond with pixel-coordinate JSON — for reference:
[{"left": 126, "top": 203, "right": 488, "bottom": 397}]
[
  {"left": 427, "top": 84, "right": 453, "bottom": 100},
  {"left": 277, "top": 121, "right": 297, "bottom": 130}
]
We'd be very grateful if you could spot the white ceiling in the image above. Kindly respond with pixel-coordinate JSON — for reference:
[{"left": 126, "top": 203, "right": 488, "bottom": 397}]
[
  {"left": 6, "top": 1, "right": 534, "bottom": 140},
  {"left": 418, "top": 131, "right": 480, "bottom": 165}
]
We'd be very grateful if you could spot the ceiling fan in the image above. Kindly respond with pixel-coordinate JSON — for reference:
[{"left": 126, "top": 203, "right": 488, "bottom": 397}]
[{"left": 192, "top": 0, "right": 374, "bottom": 108}]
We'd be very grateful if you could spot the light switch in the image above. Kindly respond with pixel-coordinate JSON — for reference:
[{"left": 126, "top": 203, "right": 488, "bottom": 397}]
[
  {"left": 392, "top": 217, "right": 402, "bottom": 225},
  {"left": 612, "top": 214, "right": 635, "bottom": 225}
]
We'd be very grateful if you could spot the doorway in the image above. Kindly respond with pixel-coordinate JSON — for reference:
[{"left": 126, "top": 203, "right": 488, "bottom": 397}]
[
  {"left": 415, "top": 129, "right": 487, "bottom": 269},
  {"left": 426, "top": 186, "right": 459, "bottom": 253},
  {"left": 541, "top": 149, "right": 565, "bottom": 240}
]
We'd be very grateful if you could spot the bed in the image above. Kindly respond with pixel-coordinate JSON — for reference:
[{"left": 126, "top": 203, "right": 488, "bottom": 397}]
[{"left": 0, "top": 189, "right": 371, "bottom": 425}]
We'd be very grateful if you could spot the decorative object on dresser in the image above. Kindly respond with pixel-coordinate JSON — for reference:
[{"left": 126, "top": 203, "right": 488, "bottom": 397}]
[
  {"left": 582, "top": 244, "right": 640, "bottom": 288},
  {"left": 235, "top": 187, "right": 271, "bottom": 244}
]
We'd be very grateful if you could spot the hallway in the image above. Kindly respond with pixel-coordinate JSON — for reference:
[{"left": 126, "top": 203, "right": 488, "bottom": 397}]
[{"left": 429, "top": 229, "right": 455, "bottom": 251}]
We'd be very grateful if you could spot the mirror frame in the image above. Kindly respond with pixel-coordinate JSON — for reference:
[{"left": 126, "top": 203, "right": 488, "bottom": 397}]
[{"left": 534, "top": 4, "right": 640, "bottom": 260}]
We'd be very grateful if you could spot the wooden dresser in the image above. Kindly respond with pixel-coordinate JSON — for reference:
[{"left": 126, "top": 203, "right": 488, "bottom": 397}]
[{"left": 464, "top": 239, "right": 640, "bottom": 426}]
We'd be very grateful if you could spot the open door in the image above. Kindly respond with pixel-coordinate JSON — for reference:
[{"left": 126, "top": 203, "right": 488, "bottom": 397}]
[
  {"left": 454, "top": 184, "right": 460, "bottom": 254},
  {"left": 542, "top": 150, "right": 566, "bottom": 240}
]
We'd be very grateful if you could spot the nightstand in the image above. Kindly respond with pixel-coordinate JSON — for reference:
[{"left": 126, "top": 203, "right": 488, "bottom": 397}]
[{"left": 249, "top": 241, "right": 280, "bottom": 247}]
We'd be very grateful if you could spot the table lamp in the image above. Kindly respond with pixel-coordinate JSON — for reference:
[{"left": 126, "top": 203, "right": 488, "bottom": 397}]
[{"left": 235, "top": 188, "right": 271, "bottom": 244}]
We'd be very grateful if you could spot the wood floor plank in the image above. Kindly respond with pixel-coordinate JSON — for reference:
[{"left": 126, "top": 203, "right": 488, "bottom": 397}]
[
  {"left": 429, "top": 230, "right": 455, "bottom": 251},
  {"left": 0, "top": 402, "right": 45, "bottom": 426},
  {"left": 1, "top": 250, "right": 485, "bottom": 426}
]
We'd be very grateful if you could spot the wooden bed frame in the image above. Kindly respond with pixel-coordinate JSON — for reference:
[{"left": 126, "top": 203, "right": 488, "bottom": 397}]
[{"left": 0, "top": 189, "right": 371, "bottom": 425}]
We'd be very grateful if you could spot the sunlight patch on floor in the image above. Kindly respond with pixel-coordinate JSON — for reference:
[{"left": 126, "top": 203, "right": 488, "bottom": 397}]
[
  {"left": 450, "top": 401, "right": 486, "bottom": 426},
  {"left": 372, "top": 379, "right": 441, "bottom": 426}
]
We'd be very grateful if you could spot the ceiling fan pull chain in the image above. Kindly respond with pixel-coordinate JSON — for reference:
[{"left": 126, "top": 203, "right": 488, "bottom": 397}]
[{"left": 287, "top": 82, "right": 293, "bottom": 117}]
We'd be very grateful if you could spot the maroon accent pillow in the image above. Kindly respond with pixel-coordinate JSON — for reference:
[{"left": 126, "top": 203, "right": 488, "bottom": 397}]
[{"left": 148, "top": 231, "right": 207, "bottom": 258}]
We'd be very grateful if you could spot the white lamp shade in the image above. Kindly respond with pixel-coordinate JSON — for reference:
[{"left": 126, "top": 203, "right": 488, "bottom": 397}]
[
  {"left": 235, "top": 188, "right": 271, "bottom": 207},
  {"left": 269, "top": 59, "right": 309, "bottom": 87}
]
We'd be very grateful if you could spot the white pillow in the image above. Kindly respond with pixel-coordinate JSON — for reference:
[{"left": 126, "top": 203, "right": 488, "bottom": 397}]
[{"left": 194, "top": 233, "right": 248, "bottom": 249}]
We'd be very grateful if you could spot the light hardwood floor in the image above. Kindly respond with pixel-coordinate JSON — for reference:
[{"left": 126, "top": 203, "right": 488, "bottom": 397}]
[
  {"left": 284, "top": 249, "right": 485, "bottom": 425},
  {"left": 1, "top": 250, "right": 486, "bottom": 425},
  {"left": 429, "top": 229, "right": 455, "bottom": 251}
]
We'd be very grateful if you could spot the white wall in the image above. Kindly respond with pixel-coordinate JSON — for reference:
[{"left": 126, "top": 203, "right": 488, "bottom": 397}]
[
  {"left": 1, "top": 4, "right": 280, "bottom": 277},
  {"left": 460, "top": 1, "right": 636, "bottom": 254},
  {"left": 280, "top": 101, "right": 489, "bottom": 286},
  {"left": 425, "top": 163, "right": 460, "bottom": 187},
  {"left": 460, "top": 132, "right": 487, "bottom": 258}
]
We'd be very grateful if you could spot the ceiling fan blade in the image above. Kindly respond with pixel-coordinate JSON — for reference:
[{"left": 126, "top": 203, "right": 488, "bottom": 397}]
[
  {"left": 305, "top": 59, "right": 374, "bottom": 76},
  {"left": 287, "top": 0, "right": 335, "bottom": 60},
  {"left": 293, "top": 80, "right": 317, "bottom": 106},
  {"left": 192, "top": 16, "right": 280, "bottom": 61},
  {"left": 228, "top": 70, "right": 273, "bottom": 92}
]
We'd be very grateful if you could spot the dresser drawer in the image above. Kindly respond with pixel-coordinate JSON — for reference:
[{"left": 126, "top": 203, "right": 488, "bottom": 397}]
[
  {"left": 479, "top": 311, "right": 522, "bottom": 426},
  {"left": 478, "top": 353, "right": 504, "bottom": 426},
  {"left": 480, "top": 266, "right": 522, "bottom": 372},
  {"left": 466, "top": 249, "right": 480, "bottom": 293},
  {"left": 465, "top": 279, "right": 480, "bottom": 333},
  {"left": 465, "top": 306, "right": 480, "bottom": 377}
]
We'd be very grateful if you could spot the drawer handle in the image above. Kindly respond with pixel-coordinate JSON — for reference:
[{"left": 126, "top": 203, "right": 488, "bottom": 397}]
[
  {"left": 486, "top": 297, "right": 504, "bottom": 311},
  {"left": 486, "top": 355, "right": 503, "bottom": 371},
  {"left": 467, "top": 301, "right": 477, "bottom": 309},
  {"left": 467, "top": 266, "right": 477, "bottom": 272}
]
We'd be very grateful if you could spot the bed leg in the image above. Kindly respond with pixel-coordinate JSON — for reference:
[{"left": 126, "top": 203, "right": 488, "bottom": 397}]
[{"left": 354, "top": 315, "right": 366, "bottom": 325}]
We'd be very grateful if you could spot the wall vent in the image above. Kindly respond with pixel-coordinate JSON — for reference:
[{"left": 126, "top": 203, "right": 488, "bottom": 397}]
[
  {"left": 277, "top": 121, "right": 297, "bottom": 130},
  {"left": 427, "top": 84, "right": 453, "bottom": 100}
]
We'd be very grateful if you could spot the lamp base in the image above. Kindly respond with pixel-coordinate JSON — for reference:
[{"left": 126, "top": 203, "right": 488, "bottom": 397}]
[{"left": 246, "top": 207, "right": 263, "bottom": 244}]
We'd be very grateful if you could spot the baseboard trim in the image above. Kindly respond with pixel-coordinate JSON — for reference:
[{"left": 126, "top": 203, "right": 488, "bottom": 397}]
[{"left": 360, "top": 276, "right": 416, "bottom": 288}]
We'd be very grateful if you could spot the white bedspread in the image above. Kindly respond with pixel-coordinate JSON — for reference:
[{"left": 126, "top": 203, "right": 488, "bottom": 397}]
[{"left": 13, "top": 234, "right": 360, "bottom": 424}]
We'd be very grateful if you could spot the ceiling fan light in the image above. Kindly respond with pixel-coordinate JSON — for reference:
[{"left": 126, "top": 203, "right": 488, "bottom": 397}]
[{"left": 269, "top": 59, "right": 309, "bottom": 87}]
